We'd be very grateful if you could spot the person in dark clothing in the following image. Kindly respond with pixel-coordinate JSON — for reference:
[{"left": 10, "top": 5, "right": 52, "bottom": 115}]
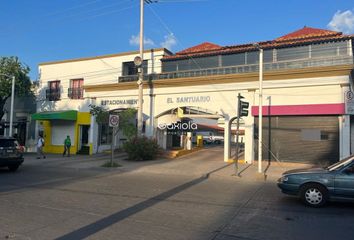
[{"left": 63, "top": 136, "right": 71, "bottom": 157}]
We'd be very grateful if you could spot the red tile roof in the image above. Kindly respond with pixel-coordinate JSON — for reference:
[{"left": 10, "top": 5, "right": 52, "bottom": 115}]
[
  {"left": 176, "top": 42, "right": 221, "bottom": 55},
  {"left": 163, "top": 27, "right": 353, "bottom": 61},
  {"left": 275, "top": 27, "right": 340, "bottom": 42}
]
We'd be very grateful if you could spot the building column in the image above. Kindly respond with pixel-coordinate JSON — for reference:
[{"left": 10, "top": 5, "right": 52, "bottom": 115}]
[
  {"left": 186, "top": 132, "right": 192, "bottom": 150},
  {"left": 340, "top": 115, "right": 350, "bottom": 159},
  {"left": 146, "top": 94, "right": 155, "bottom": 138},
  {"left": 89, "top": 114, "right": 95, "bottom": 155},
  {"left": 244, "top": 119, "right": 254, "bottom": 164},
  {"left": 224, "top": 118, "right": 231, "bottom": 162}
]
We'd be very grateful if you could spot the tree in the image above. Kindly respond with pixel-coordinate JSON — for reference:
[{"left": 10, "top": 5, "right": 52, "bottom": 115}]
[
  {"left": 118, "top": 108, "right": 137, "bottom": 140},
  {"left": 0, "top": 57, "right": 33, "bottom": 120},
  {"left": 89, "top": 105, "right": 137, "bottom": 140}
]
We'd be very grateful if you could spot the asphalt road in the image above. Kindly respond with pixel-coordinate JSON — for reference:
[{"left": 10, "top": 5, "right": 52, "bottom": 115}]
[{"left": 1, "top": 147, "right": 354, "bottom": 240}]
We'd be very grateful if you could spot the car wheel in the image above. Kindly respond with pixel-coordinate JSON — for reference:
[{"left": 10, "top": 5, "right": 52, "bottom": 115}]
[
  {"left": 300, "top": 183, "right": 328, "bottom": 207},
  {"left": 8, "top": 165, "right": 20, "bottom": 172}
]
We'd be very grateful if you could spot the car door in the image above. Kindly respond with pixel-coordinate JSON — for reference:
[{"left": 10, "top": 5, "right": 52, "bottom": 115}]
[{"left": 334, "top": 163, "right": 354, "bottom": 198}]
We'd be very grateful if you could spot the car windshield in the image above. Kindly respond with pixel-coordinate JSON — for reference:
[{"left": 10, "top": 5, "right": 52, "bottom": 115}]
[{"left": 326, "top": 155, "right": 354, "bottom": 171}]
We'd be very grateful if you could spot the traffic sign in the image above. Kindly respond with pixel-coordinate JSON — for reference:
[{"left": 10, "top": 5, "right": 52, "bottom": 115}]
[
  {"left": 345, "top": 91, "right": 354, "bottom": 115},
  {"left": 109, "top": 115, "right": 119, "bottom": 128}
]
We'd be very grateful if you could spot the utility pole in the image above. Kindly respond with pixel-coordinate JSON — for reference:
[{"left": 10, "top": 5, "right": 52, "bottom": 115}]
[
  {"left": 258, "top": 48, "right": 263, "bottom": 174},
  {"left": 137, "top": 0, "right": 157, "bottom": 135},
  {"left": 0, "top": 74, "right": 15, "bottom": 137},
  {"left": 253, "top": 43, "right": 263, "bottom": 174},
  {"left": 9, "top": 76, "right": 15, "bottom": 137},
  {"left": 137, "top": 0, "right": 145, "bottom": 135}
]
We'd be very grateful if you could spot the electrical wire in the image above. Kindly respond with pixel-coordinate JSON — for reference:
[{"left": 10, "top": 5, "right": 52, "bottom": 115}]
[
  {"left": 0, "top": 0, "right": 135, "bottom": 38},
  {"left": 43, "top": 0, "right": 104, "bottom": 17}
]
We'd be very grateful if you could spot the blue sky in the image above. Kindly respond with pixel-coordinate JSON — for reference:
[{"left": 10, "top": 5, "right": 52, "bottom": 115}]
[{"left": 0, "top": 0, "right": 353, "bottom": 80}]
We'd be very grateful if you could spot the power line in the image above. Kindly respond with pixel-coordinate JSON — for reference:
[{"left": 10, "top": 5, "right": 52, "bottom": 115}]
[
  {"left": 44, "top": 0, "right": 103, "bottom": 17},
  {"left": 73, "top": 4, "right": 138, "bottom": 21},
  {"left": 0, "top": 0, "right": 134, "bottom": 37}
]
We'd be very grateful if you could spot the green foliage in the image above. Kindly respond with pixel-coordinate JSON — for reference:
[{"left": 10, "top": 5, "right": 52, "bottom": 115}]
[
  {"left": 0, "top": 56, "right": 33, "bottom": 119},
  {"left": 89, "top": 104, "right": 109, "bottom": 124},
  {"left": 89, "top": 105, "right": 137, "bottom": 140},
  {"left": 123, "top": 136, "right": 159, "bottom": 161},
  {"left": 119, "top": 108, "right": 137, "bottom": 140}
]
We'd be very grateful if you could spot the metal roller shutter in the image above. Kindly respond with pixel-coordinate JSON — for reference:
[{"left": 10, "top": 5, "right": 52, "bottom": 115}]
[{"left": 254, "top": 116, "right": 339, "bottom": 165}]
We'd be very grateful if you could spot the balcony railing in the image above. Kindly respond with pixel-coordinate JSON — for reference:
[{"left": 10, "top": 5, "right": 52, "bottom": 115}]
[
  {"left": 46, "top": 88, "right": 61, "bottom": 101},
  {"left": 117, "top": 55, "right": 353, "bottom": 83},
  {"left": 118, "top": 74, "right": 156, "bottom": 83},
  {"left": 68, "top": 87, "right": 84, "bottom": 99}
]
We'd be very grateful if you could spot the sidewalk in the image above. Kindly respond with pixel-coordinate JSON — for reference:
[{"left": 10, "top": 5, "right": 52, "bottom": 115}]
[
  {"left": 235, "top": 160, "right": 313, "bottom": 181},
  {"left": 23, "top": 152, "right": 128, "bottom": 169},
  {"left": 22, "top": 150, "right": 314, "bottom": 182}
]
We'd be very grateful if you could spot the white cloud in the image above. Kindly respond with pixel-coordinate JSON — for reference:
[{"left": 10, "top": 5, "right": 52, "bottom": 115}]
[
  {"left": 328, "top": 10, "right": 354, "bottom": 34},
  {"left": 129, "top": 34, "right": 155, "bottom": 47},
  {"left": 160, "top": 33, "right": 177, "bottom": 50}
]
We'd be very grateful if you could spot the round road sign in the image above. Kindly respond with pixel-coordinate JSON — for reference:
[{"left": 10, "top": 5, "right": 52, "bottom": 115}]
[{"left": 109, "top": 115, "right": 119, "bottom": 128}]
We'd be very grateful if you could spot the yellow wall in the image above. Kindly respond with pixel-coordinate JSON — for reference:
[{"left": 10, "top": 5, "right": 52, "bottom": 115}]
[
  {"left": 41, "top": 120, "right": 51, "bottom": 153},
  {"left": 40, "top": 112, "right": 92, "bottom": 155},
  {"left": 75, "top": 112, "right": 91, "bottom": 155}
]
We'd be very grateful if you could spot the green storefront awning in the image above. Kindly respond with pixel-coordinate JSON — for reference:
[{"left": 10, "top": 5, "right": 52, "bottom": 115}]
[{"left": 31, "top": 110, "right": 78, "bottom": 121}]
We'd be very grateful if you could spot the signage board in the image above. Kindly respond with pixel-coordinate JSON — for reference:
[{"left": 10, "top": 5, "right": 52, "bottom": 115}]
[
  {"left": 345, "top": 91, "right": 354, "bottom": 115},
  {"left": 109, "top": 115, "right": 119, "bottom": 128}
]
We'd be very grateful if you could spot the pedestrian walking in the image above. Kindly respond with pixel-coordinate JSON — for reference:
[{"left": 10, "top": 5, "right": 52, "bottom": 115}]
[
  {"left": 63, "top": 135, "right": 71, "bottom": 157},
  {"left": 37, "top": 135, "right": 46, "bottom": 159}
]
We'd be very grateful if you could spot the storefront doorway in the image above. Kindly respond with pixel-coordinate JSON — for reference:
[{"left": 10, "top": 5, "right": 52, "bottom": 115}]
[{"left": 78, "top": 125, "right": 90, "bottom": 154}]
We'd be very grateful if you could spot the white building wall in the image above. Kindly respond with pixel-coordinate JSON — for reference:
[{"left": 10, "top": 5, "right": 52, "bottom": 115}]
[
  {"left": 37, "top": 47, "right": 352, "bottom": 161},
  {"left": 37, "top": 49, "right": 168, "bottom": 113},
  {"left": 87, "top": 74, "right": 349, "bottom": 161}
]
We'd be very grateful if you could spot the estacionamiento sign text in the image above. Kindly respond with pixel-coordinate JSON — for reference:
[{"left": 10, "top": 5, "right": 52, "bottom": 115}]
[{"left": 101, "top": 99, "right": 138, "bottom": 106}]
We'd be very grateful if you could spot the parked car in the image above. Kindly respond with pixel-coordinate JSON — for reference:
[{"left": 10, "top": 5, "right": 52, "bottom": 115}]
[
  {"left": 278, "top": 155, "right": 354, "bottom": 207},
  {"left": 193, "top": 131, "right": 224, "bottom": 145},
  {"left": 0, "top": 137, "right": 24, "bottom": 172}
]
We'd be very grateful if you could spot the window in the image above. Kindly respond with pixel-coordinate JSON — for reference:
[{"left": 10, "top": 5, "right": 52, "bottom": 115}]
[
  {"left": 192, "top": 56, "right": 219, "bottom": 69},
  {"left": 311, "top": 41, "right": 348, "bottom": 58},
  {"left": 176, "top": 59, "right": 192, "bottom": 71},
  {"left": 46, "top": 80, "right": 61, "bottom": 101},
  {"left": 68, "top": 78, "right": 84, "bottom": 99},
  {"left": 162, "top": 61, "right": 178, "bottom": 72},
  {"left": 122, "top": 60, "right": 148, "bottom": 76},
  {"left": 99, "top": 124, "right": 112, "bottom": 144},
  {"left": 277, "top": 46, "right": 310, "bottom": 61},
  {"left": 246, "top": 51, "right": 259, "bottom": 64},
  {"left": 222, "top": 53, "right": 246, "bottom": 66}
]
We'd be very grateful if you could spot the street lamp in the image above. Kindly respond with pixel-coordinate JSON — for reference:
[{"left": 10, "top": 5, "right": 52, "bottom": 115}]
[
  {"left": 0, "top": 73, "right": 15, "bottom": 137},
  {"left": 253, "top": 43, "right": 263, "bottom": 174}
]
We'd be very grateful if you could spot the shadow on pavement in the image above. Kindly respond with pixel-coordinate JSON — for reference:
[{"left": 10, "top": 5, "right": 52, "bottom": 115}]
[{"left": 54, "top": 164, "right": 232, "bottom": 240}]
